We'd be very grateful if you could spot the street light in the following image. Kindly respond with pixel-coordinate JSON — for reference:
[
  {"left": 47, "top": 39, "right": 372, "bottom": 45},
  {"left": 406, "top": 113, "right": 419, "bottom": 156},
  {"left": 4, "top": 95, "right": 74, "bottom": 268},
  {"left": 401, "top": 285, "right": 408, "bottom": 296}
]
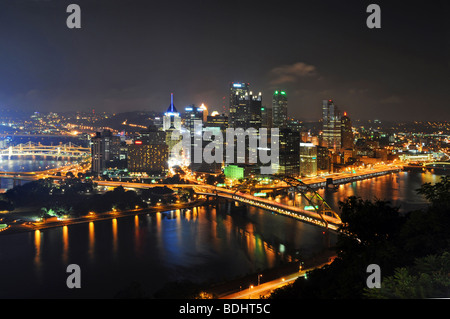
[{"left": 258, "top": 274, "right": 262, "bottom": 286}]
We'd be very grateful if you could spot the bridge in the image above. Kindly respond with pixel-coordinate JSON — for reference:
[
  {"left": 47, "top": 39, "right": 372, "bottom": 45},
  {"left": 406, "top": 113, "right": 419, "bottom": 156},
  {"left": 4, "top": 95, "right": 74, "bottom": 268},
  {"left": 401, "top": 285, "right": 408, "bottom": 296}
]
[
  {"left": 403, "top": 161, "right": 450, "bottom": 172},
  {"left": 0, "top": 162, "right": 90, "bottom": 186},
  {"left": 76, "top": 177, "right": 342, "bottom": 232},
  {"left": 192, "top": 176, "right": 343, "bottom": 233},
  {"left": 424, "top": 162, "right": 450, "bottom": 169},
  {"left": 1, "top": 164, "right": 408, "bottom": 232},
  {"left": 0, "top": 142, "right": 90, "bottom": 159}
]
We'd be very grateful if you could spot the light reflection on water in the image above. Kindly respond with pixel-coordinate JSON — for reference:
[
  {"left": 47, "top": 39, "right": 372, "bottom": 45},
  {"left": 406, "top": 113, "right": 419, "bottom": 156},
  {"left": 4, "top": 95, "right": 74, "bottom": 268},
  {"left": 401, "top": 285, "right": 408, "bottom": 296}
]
[
  {"left": 0, "top": 171, "right": 442, "bottom": 298},
  {"left": 275, "top": 171, "right": 436, "bottom": 213},
  {"left": 0, "top": 158, "right": 76, "bottom": 190}
]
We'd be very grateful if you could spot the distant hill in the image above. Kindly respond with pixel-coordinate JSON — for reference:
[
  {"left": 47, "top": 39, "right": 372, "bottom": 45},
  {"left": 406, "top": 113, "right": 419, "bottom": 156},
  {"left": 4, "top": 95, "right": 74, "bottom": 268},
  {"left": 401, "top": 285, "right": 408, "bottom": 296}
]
[{"left": 94, "top": 111, "right": 161, "bottom": 131}]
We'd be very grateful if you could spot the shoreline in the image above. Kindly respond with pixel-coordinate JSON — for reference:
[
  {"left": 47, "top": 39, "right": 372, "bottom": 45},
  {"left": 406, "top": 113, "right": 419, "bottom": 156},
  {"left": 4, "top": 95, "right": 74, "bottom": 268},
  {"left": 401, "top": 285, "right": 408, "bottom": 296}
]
[{"left": 0, "top": 199, "right": 208, "bottom": 236}]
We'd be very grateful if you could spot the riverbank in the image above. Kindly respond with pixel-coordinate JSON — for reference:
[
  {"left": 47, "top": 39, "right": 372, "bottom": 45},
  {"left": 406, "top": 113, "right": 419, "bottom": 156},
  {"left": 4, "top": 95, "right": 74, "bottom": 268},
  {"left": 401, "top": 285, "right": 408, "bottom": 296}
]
[{"left": 0, "top": 199, "right": 207, "bottom": 236}]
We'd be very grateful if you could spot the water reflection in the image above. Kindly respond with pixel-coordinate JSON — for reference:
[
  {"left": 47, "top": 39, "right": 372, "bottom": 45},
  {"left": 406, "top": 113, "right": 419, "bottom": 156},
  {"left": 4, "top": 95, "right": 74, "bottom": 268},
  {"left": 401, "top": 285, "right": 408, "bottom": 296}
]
[
  {"left": 89, "top": 222, "right": 95, "bottom": 262},
  {"left": 1, "top": 172, "right": 440, "bottom": 298},
  {"left": 62, "top": 226, "right": 69, "bottom": 264},
  {"left": 112, "top": 218, "right": 118, "bottom": 257},
  {"left": 34, "top": 230, "right": 41, "bottom": 266},
  {"left": 269, "top": 172, "right": 434, "bottom": 213}
]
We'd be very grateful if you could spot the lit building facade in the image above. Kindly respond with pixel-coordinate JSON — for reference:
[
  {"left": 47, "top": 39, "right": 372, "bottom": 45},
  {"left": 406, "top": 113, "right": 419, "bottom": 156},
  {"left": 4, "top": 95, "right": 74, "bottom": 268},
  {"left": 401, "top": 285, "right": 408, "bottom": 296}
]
[
  {"left": 299, "top": 142, "right": 318, "bottom": 177},
  {"left": 91, "top": 129, "right": 121, "bottom": 175},
  {"left": 228, "top": 82, "right": 262, "bottom": 129},
  {"left": 322, "top": 99, "right": 341, "bottom": 151},
  {"left": 163, "top": 93, "right": 181, "bottom": 131},
  {"left": 272, "top": 90, "right": 288, "bottom": 128},
  {"left": 277, "top": 128, "right": 300, "bottom": 176},
  {"left": 127, "top": 141, "right": 168, "bottom": 176},
  {"left": 341, "top": 112, "right": 354, "bottom": 150}
]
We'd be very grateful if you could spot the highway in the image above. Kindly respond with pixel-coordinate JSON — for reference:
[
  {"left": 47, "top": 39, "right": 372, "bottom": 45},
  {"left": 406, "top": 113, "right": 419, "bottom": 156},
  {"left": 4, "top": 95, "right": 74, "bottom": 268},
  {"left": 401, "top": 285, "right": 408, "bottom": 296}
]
[
  {"left": 221, "top": 272, "right": 303, "bottom": 299},
  {"left": 219, "top": 260, "right": 334, "bottom": 299}
]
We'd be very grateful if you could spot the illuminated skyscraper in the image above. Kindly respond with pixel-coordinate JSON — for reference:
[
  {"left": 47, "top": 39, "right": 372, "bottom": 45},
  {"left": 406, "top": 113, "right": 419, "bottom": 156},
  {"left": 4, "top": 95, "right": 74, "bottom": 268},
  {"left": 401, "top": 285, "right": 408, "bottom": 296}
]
[
  {"left": 277, "top": 128, "right": 300, "bottom": 176},
  {"left": 322, "top": 99, "right": 341, "bottom": 151},
  {"left": 163, "top": 94, "right": 182, "bottom": 167},
  {"left": 299, "top": 142, "right": 317, "bottom": 177},
  {"left": 127, "top": 139, "right": 168, "bottom": 176},
  {"left": 228, "top": 82, "right": 262, "bottom": 129},
  {"left": 91, "top": 130, "right": 121, "bottom": 175},
  {"left": 261, "top": 105, "right": 272, "bottom": 128},
  {"left": 184, "top": 105, "right": 204, "bottom": 134},
  {"left": 198, "top": 103, "right": 208, "bottom": 122},
  {"left": 163, "top": 93, "right": 181, "bottom": 131},
  {"left": 341, "top": 112, "right": 353, "bottom": 150},
  {"left": 228, "top": 82, "right": 249, "bottom": 128},
  {"left": 272, "top": 90, "right": 288, "bottom": 128}
]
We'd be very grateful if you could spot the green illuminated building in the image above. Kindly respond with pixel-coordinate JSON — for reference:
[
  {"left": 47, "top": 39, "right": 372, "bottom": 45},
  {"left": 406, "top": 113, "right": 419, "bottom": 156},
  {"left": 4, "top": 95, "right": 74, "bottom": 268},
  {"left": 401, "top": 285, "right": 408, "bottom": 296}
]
[{"left": 224, "top": 165, "right": 244, "bottom": 180}]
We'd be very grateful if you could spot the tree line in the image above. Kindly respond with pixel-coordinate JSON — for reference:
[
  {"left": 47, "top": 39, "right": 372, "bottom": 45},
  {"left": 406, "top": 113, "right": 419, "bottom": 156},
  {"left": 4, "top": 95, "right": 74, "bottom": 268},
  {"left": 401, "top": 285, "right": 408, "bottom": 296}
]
[
  {"left": 0, "top": 177, "right": 187, "bottom": 218},
  {"left": 269, "top": 176, "right": 450, "bottom": 299}
]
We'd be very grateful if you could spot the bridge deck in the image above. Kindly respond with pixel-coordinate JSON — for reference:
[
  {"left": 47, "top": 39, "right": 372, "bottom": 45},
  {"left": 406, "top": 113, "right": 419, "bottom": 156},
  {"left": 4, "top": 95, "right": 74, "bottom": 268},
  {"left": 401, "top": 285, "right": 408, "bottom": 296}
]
[{"left": 194, "top": 187, "right": 342, "bottom": 232}]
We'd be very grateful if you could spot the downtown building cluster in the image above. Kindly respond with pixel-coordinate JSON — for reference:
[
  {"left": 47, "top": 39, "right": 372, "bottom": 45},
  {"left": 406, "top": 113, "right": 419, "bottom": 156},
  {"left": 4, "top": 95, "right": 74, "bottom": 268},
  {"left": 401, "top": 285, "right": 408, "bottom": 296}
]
[
  {"left": 89, "top": 82, "right": 358, "bottom": 181},
  {"left": 88, "top": 81, "right": 448, "bottom": 182}
]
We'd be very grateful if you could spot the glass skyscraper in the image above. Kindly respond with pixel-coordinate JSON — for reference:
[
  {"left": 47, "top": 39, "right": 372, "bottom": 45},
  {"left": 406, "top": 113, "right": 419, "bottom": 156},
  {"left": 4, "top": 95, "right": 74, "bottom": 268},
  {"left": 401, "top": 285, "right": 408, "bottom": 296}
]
[
  {"left": 322, "top": 99, "right": 341, "bottom": 151},
  {"left": 272, "top": 90, "right": 288, "bottom": 128},
  {"left": 228, "top": 82, "right": 262, "bottom": 129}
]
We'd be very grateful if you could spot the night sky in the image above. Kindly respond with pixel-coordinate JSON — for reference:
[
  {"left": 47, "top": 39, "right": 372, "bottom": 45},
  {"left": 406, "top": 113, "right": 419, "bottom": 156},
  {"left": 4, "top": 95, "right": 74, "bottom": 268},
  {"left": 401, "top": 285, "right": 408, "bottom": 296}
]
[{"left": 0, "top": 0, "right": 448, "bottom": 121}]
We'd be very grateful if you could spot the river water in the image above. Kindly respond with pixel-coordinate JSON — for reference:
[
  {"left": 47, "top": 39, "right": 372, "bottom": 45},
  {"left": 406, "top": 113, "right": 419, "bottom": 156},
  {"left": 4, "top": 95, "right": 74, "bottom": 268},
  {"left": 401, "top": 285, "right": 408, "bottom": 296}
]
[{"left": 0, "top": 158, "right": 444, "bottom": 298}]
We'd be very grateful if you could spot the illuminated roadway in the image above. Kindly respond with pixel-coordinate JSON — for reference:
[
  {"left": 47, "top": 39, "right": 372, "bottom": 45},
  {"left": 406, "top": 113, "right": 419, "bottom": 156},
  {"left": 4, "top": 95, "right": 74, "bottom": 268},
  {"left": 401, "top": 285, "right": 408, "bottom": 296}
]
[{"left": 219, "top": 260, "right": 334, "bottom": 299}]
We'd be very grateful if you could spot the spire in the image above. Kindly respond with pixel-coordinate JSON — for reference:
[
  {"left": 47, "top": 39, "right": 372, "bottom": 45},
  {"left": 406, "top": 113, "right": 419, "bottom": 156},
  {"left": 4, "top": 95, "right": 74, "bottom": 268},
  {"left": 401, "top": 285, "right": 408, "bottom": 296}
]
[{"left": 166, "top": 93, "right": 178, "bottom": 113}]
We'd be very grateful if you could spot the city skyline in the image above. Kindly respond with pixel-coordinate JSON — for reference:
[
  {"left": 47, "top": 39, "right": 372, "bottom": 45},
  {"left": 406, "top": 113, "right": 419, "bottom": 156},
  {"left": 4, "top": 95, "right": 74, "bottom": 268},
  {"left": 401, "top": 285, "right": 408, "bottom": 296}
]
[
  {"left": 0, "top": 0, "right": 448, "bottom": 122},
  {"left": 0, "top": 0, "right": 449, "bottom": 304}
]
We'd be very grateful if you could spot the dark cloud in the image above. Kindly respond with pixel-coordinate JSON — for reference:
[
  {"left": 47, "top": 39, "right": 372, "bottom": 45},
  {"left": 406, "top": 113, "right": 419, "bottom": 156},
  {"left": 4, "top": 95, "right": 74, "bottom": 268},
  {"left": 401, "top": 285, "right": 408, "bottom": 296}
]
[
  {"left": 269, "top": 62, "right": 318, "bottom": 85},
  {"left": 0, "top": 0, "right": 448, "bottom": 121}
]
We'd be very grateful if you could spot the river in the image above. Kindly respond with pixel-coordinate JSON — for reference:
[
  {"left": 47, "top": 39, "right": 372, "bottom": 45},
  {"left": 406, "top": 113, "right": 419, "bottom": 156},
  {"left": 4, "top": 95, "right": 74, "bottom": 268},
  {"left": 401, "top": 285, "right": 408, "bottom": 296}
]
[{"left": 0, "top": 158, "right": 444, "bottom": 298}]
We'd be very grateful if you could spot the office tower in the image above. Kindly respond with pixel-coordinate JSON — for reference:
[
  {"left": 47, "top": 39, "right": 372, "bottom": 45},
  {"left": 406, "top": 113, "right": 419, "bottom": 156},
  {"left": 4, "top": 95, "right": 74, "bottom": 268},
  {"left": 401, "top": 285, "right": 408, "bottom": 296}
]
[
  {"left": 183, "top": 105, "right": 205, "bottom": 172},
  {"left": 91, "top": 129, "right": 121, "bottom": 175},
  {"left": 166, "top": 124, "right": 182, "bottom": 168},
  {"left": 272, "top": 90, "right": 288, "bottom": 128},
  {"left": 138, "top": 125, "right": 166, "bottom": 145},
  {"left": 184, "top": 105, "right": 204, "bottom": 134},
  {"left": 261, "top": 106, "right": 272, "bottom": 128},
  {"left": 198, "top": 103, "right": 208, "bottom": 122},
  {"left": 224, "top": 165, "right": 244, "bottom": 180},
  {"left": 228, "top": 82, "right": 262, "bottom": 129},
  {"left": 163, "top": 93, "right": 181, "bottom": 131},
  {"left": 316, "top": 145, "right": 331, "bottom": 173},
  {"left": 277, "top": 128, "right": 300, "bottom": 176},
  {"left": 153, "top": 116, "right": 163, "bottom": 130},
  {"left": 322, "top": 99, "right": 341, "bottom": 151},
  {"left": 127, "top": 140, "right": 168, "bottom": 176},
  {"left": 287, "top": 118, "right": 302, "bottom": 133},
  {"left": 299, "top": 142, "right": 318, "bottom": 177},
  {"left": 228, "top": 82, "right": 250, "bottom": 128},
  {"left": 206, "top": 113, "right": 228, "bottom": 132},
  {"left": 161, "top": 94, "right": 182, "bottom": 167},
  {"left": 227, "top": 82, "right": 263, "bottom": 170},
  {"left": 341, "top": 111, "right": 354, "bottom": 150}
]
